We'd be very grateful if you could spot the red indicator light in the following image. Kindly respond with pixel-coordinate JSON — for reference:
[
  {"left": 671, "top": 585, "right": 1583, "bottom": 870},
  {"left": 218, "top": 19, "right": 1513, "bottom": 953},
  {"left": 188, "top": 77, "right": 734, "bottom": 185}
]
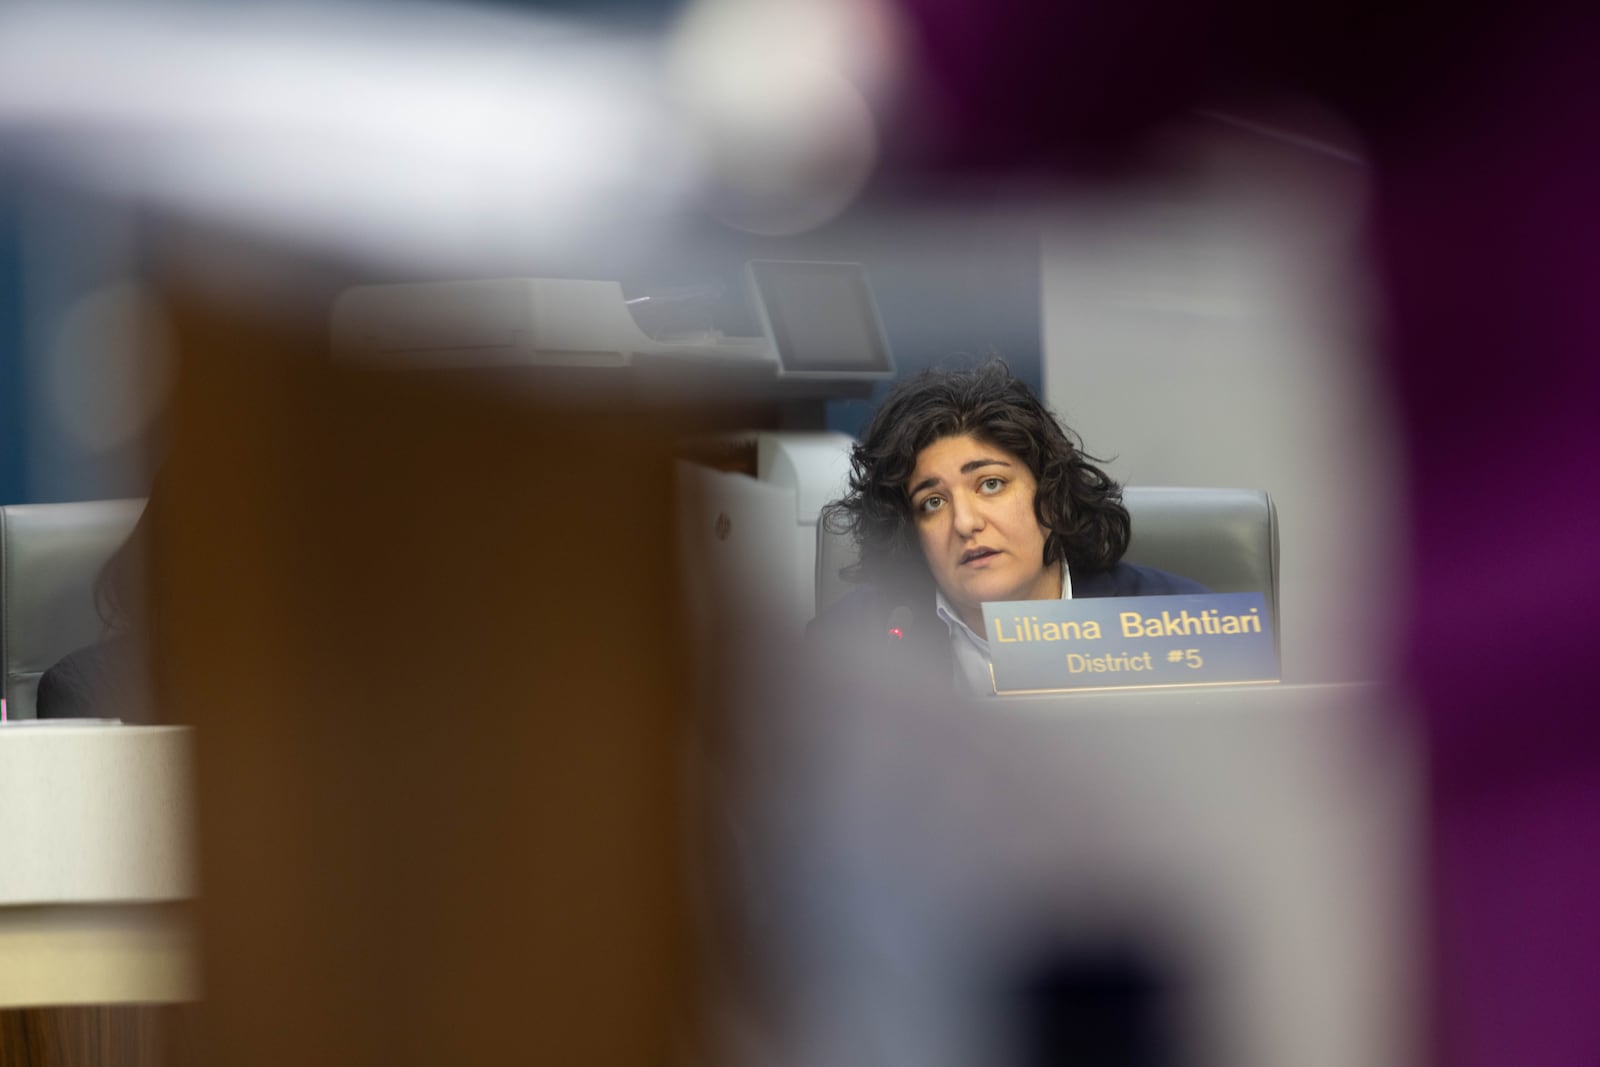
[{"left": 888, "top": 627, "right": 904, "bottom": 640}]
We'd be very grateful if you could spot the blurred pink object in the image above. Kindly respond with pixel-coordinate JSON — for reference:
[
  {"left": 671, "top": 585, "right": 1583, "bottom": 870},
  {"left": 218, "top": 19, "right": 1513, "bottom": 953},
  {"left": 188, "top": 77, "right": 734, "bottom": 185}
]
[{"left": 878, "top": 3, "right": 1600, "bottom": 1064}]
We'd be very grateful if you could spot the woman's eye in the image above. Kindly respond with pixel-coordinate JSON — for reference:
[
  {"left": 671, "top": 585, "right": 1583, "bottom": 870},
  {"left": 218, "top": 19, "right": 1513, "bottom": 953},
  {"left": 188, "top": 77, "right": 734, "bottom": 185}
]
[
  {"left": 979, "top": 477, "right": 1004, "bottom": 493},
  {"left": 919, "top": 496, "right": 945, "bottom": 514}
]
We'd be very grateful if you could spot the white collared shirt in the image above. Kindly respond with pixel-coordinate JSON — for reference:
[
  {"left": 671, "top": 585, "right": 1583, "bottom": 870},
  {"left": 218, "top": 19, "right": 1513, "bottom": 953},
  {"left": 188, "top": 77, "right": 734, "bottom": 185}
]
[{"left": 935, "top": 562, "right": 1072, "bottom": 696}]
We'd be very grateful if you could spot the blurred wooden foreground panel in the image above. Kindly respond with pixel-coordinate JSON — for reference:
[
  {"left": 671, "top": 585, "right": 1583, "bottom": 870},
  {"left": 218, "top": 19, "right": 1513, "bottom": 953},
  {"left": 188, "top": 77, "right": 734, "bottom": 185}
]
[
  {"left": 149, "top": 273, "right": 700, "bottom": 1066},
  {"left": 0, "top": 1007, "right": 197, "bottom": 1067}
]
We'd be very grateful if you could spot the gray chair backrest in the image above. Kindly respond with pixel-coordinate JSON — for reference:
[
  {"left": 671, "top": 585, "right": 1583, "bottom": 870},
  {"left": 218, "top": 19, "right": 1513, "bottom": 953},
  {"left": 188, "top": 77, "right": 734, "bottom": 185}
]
[
  {"left": 815, "top": 485, "right": 1279, "bottom": 628},
  {"left": 1, "top": 499, "right": 145, "bottom": 720}
]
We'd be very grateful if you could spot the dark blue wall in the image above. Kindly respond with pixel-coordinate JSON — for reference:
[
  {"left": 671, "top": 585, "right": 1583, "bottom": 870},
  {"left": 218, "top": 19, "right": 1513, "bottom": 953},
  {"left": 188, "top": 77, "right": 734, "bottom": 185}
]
[
  {"left": 577, "top": 206, "right": 1044, "bottom": 438},
  {"left": 0, "top": 185, "right": 28, "bottom": 505},
  {"left": 346, "top": 203, "right": 1044, "bottom": 440}
]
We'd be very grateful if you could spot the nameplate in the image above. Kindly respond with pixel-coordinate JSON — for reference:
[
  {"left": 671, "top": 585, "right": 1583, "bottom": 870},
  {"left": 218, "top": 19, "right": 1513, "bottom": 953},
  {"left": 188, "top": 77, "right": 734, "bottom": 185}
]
[{"left": 982, "top": 592, "right": 1279, "bottom": 694}]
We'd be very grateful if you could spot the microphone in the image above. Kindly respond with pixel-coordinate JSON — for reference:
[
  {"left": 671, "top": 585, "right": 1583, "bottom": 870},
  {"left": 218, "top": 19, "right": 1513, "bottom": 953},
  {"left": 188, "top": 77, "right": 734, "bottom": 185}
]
[{"left": 887, "top": 606, "right": 913, "bottom": 643}]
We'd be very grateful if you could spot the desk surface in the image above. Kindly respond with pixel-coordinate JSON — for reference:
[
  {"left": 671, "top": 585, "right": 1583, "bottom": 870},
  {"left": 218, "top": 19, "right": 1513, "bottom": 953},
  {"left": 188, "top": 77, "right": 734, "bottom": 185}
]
[{"left": 0, "top": 724, "right": 197, "bottom": 1008}]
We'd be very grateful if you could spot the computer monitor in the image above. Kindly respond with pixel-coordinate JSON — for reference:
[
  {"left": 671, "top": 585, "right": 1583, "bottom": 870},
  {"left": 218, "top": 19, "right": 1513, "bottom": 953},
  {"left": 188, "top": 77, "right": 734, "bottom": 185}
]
[{"left": 745, "top": 260, "right": 895, "bottom": 379}]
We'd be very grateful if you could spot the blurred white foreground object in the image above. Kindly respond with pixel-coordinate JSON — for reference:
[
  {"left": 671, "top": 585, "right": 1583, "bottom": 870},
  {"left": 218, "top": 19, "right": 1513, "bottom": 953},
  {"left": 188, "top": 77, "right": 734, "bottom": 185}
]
[{"left": 742, "top": 678, "right": 1420, "bottom": 1067}]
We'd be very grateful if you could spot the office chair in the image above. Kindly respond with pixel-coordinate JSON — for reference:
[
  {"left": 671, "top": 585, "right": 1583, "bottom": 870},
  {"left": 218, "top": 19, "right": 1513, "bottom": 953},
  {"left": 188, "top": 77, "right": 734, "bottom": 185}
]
[{"left": 0, "top": 499, "right": 145, "bottom": 719}]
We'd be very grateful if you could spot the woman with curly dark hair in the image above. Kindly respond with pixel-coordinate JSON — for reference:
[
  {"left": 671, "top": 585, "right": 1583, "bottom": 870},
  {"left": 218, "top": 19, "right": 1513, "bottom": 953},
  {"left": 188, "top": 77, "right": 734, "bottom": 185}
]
[{"left": 811, "top": 359, "right": 1204, "bottom": 692}]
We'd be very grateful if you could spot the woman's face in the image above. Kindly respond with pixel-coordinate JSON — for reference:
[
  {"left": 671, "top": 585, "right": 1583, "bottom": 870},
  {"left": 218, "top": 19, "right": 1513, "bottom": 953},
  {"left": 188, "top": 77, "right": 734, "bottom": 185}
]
[{"left": 905, "top": 433, "right": 1058, "bottom": 630}]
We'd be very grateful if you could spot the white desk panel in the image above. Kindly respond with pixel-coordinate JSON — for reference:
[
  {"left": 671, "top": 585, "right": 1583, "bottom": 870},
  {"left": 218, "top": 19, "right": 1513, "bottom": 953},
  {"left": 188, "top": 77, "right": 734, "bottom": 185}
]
[
  {"left": 0, "top": 724, "right": 194, "bottom": 906},
  {"left": 0, "top": 723, "right": 197, "bottom": 1007}
]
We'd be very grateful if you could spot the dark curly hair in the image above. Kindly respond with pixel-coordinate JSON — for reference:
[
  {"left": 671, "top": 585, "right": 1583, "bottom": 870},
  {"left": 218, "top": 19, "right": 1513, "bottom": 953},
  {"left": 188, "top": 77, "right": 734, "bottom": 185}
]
[{"left": 822, "top": 359, "right": 1130, "bottom": 593}]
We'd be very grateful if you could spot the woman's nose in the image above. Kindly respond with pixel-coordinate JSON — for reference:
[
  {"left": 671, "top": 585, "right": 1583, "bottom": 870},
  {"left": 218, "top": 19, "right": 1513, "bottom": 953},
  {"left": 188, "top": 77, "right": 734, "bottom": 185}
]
[{"left": 950, "top": 492, "right": 985, "bottom": 536}]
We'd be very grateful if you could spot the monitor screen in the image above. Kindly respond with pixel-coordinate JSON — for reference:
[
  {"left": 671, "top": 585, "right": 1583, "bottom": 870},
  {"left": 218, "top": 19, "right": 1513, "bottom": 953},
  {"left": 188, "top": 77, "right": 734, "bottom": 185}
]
[{"left": 746, "top": 260, "right": 894, "bottom": 377}]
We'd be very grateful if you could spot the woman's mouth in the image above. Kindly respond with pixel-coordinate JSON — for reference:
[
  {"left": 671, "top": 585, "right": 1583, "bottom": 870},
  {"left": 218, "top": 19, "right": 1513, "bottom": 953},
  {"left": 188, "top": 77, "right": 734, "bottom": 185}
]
[{"left": 960, "top": 547, "right": 999, "bottom": 565}]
